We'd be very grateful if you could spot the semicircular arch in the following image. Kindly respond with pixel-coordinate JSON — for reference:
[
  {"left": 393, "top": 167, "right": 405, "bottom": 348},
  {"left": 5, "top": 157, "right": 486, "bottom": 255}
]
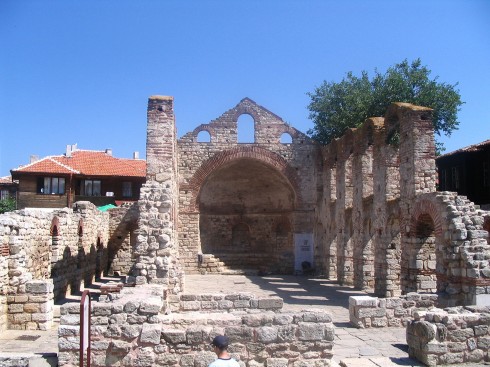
[{"left": 183, "top": 146, "right": 302, "bottom": 211}]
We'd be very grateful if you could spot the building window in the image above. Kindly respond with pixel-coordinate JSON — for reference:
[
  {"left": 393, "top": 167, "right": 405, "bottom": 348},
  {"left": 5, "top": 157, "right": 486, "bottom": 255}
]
[
  {"left": 0, "top": 189, "right": 9, "bottom": 200},
  {"left": 122, "top": 182, "right": 132, "bottom": 197},
  {"left": 484, "top": 161, "right": 490, "bottom": 188},
  {"left": 451, "top": 167, "right": 459, "bottom": 190},
  {"left": 38, "top": 177, "right": 65, "bottom": 194},
  {"left": 82, "top": 180, "right": 101, "bottom": 196}
]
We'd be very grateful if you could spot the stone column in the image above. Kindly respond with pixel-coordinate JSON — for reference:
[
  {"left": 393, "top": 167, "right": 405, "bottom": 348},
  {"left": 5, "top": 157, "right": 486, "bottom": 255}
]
[
  {"left": 134, "top": 96, "right": 183, "bottom": 294},
  {"left": 352, "top": 123, "right": 374, "bottom": 291},
  {"left": 394, "top": 103, "right": 435, "bottom": 296},
  {"left": 372, "top": 117, "right": 401, "bottom": 297}
]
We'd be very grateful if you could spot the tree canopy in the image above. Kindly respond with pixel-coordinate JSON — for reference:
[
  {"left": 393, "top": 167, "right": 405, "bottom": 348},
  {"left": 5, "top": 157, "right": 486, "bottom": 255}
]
[{"left": 307, "top": 59, "right": 464, "bottom": 150}]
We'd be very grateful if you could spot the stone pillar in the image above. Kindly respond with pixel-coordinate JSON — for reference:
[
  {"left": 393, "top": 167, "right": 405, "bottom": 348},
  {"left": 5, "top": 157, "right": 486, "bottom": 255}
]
[
  {"left": 393, "top": 103, "right": 435, "bottom": 296},
  {"left": 372, "top": 117, "right": 401, "bottom": 297},
  {"left": 335, "top": 135, "right": 354, "bottom": 285},
  {"left": 352, "top": 123, "right": 374, "bottom": 290},
  {"left": 7, "top": 280, "right": 54, "bottom": 330},
  {"left": 134, "top": 96, "right": 183, "bottom": 294},
  {"left": 321, "top": 144, "right": 337, "bottom": 279}
]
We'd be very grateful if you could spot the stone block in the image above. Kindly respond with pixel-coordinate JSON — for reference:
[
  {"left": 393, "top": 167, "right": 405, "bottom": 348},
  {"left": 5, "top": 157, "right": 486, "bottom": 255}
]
[
  {"left": 140, "top": 322, "right": 162, "bottom": 345},
  {"left": 26, "top": 280, "right": 53, "bottom": 294},
  {"left": 349, "top": 296, "right": 377, "bottom": 307},
  {"left": 297, "top": 322, "right": 325, "bottom": 341},
  {"left": 256, "top": 326, "right": 278, "bottom": 343},
  {"left": 258, "top": 298, "right": 283, "bottom": 310},
  {"left": 357, "top": 307, "right": 386, "bottom": 318},
  {"left": 162, "top": 328, "right": 186, "bottom": 344},
  {"left": 266, "top": 358, "right": 288, "bottom": 367},
  {"left": 181, "top": 301, "right": 200, "bottom": 311},
  {"left": 139, "top": 297, "right": 162, "bottom": 314},
  {"left": 121, "top": 324, "right": 142, "bottom": 339}
]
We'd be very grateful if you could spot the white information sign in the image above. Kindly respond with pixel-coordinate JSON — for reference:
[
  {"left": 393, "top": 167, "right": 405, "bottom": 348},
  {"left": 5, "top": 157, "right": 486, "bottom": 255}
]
[{"left": 294, "top": 233, "right": 314, "bottom": 272}]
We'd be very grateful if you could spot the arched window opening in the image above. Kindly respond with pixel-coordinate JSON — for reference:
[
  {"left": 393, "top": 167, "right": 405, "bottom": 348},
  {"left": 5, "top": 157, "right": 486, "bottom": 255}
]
[
  {"left": 232, "top": 223, "right": 251, "bottom": 250},
  {"left": 407, "top": 214, "right": 437, "bottom": 293},
  {"left": 280, "top": 132, "right": 292, "bottom": 144},
  {"left": 237, "top": 114, "right": 255, "bottom": 143},
  {"left": 197, "top": 130, "right": 211, "bottom": 143}
]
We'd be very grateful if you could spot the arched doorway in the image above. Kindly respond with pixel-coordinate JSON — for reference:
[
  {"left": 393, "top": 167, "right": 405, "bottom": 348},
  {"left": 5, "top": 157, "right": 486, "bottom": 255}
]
[
  {"left": 403, "top": 213, "right": 438, "bottom": 293},
  {"left": 199, "top": 158, "right": 295, "bottom": 273}
]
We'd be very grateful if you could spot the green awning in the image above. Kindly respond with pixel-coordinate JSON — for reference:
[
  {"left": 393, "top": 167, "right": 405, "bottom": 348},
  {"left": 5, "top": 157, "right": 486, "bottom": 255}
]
[{"left": 97, "top": 204, "right": 117, "bottom": 212}]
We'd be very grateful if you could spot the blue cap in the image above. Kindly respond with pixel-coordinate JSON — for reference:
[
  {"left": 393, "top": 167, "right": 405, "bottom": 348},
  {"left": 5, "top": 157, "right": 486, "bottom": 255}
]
[{"left": 211, "top": 335, "right": 229, "bottom": 349}]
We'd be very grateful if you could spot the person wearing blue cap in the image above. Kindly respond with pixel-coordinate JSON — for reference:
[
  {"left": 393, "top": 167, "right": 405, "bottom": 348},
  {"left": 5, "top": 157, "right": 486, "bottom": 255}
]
[{"left": 209, "top": 335, "right": 240, "bottom": 367}]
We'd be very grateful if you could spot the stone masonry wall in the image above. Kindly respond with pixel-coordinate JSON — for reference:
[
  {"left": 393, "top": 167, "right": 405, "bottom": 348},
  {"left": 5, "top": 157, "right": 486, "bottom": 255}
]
[
  {"left": 133, "top": 96, "right": 184, "bottom": 295},
  {"left": 177, "top": 98, "right": 320, "bottom": 274},
  {"left": 108, "top": 204, "right": 139, "bottom": 276},
  {"left": 349, "top": 294, "right": 438, "bottom": 328},
  {"left": 317, "top": 103, "right": 490, "bottom": 306},
  {"left": 407, "top": 306, "right": 490, "bottom": 366},
  {"left": 7, "top": 280, "right": 54, "bottom": 330},
  {"left": 58, "top": 286, "right": 335, "bottom": 367},
  {"left": 0, "top": 201, "right": 110, "bottom": 330}
]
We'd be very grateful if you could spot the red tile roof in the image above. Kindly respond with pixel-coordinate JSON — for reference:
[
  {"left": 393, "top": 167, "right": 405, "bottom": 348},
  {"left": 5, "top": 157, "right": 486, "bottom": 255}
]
[
  {"left": 12, "top": 150, "right": 146, "bottom": 178},
  {"left": 0, "top": 176, "right": 16, "bottom": 185}
]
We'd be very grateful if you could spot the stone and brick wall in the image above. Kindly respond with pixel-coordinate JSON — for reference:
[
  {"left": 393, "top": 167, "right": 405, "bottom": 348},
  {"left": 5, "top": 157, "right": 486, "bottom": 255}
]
[
  {"left": 58, "top": 286, "right": 335, "bottom": 367},
  {"left": 316, "top": 103, "right": 490, "bottom": 306},
  {"left": 133, "top": 96, "right": 184, "bottom": 295},
  {"left": 407, "top": 306, "right": 490, "bottom": 366},
  {"left": 108, "top": 205, "right": 139, "bottom": 276},
  {"left": 177, "top": 98, "right": 320, "bottom": 275},
  {"left": 0, "top": 201, "right": 110, "bottom": 330},
  {"left": 349, "top": 294, "right": 438, "bottom": 328}
]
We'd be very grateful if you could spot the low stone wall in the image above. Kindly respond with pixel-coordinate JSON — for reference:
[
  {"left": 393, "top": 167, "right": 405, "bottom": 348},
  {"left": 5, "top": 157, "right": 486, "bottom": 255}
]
[
  {"left": 7, "top": 280, "right": 54, "bottom": 330},
  {"left": 349, "top": 293, "right": 438, "bottom": 328},
  {"left": 177, "top": 292, "right": 283, "bottom": 313},
  {"left": 59, "top": 286, "right": 335, "bottom": 367},
  {"left": 407, "top": 306, "right": 490, "bottom": 366}
]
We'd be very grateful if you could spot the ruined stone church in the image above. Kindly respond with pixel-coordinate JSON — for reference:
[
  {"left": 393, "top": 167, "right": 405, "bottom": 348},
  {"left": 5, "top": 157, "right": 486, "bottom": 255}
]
[
  {"left": 1, "top": 95, "right": 489, "bottom": 335},
  {"left": 129, "top": 96, "right": 489, "bottom": 307}
]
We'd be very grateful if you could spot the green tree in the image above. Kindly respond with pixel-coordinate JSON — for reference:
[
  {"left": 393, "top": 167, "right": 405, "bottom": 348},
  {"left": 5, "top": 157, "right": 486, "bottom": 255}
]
[
  {"left": 307, "top": 59, "right": 464, "bottom": 151},
  {"left": 0, "top": 197, "right": 16, "bottom": 214}
]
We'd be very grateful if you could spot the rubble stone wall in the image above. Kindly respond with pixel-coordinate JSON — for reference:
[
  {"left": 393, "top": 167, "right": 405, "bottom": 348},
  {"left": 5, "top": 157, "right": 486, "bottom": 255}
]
[
  {"left": 58, "top": 287, "right": 335, "bottom": 367},
  {"left": 133, "top": 96, "right": 184, "bottom": 295},
  {"left": 0, "top": 201, "right": 109, "bottom": 330},
  {"left": 407, "top": 306, "right": 490, "bottom": 366},
  {"left": 108, "top": 205, "right": 139, "bottom": 276},
  {"left": 349, "top": 294, "right": 438, "bottom": 328}
]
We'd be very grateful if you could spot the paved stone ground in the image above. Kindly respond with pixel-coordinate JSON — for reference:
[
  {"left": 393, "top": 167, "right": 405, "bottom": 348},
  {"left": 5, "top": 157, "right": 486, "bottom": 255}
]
[{"left": 0, "top": 274, "right": 488, "bottom": 366}]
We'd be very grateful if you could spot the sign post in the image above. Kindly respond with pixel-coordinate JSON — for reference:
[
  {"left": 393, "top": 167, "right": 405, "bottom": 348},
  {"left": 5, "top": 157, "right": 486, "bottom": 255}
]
[{"left": 80, "top": 290, "right": 91, "bottom": 367}]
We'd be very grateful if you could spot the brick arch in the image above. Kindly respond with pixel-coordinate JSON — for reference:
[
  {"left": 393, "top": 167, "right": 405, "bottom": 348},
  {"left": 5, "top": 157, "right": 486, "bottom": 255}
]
[
  {"left": 183, "top": 146, "right": 302, "bottom": 211},
  {"left": 410, "top": 199, "right": 444, "bottom": 237},
  {"left": 229, "top": 107, "right": 260, "bottom": 123},
  {"left": 50, "top": 216, "right": 60, "bottom": 236}
]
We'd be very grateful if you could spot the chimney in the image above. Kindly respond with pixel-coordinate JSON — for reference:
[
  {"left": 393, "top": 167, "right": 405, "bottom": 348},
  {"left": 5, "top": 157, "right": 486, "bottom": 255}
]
[
  {"left": 105, "top": 148, "right": 112, "bottom": 156},
  {"left": 133, "top": 151, "right": 139, "bottom": 159},
  {"left": 30, "top": 155, "right": 39, "bottom": 163},
  {"left": 66, "top": 143, "right": 77, "bottom": 157}
]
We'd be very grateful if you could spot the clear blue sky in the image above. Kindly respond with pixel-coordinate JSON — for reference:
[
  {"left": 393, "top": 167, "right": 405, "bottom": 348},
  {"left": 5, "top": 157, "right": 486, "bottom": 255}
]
[{"left": 1, "top": 0, "right": 489, "bottom": 177}]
